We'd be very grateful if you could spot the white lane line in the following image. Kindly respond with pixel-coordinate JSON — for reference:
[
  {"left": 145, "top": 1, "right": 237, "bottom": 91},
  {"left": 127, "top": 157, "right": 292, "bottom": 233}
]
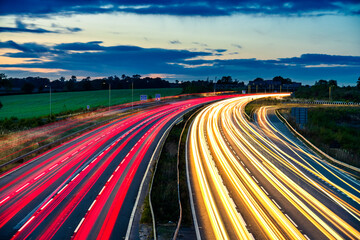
[
  {"left": 115, "top": 166, "right": 120, "bottom": 172},
  {"left": 241, "top": 161, "right": 245, "bottom": 166},
  {"left": 272, "top": 199, "right": 282, "bottom": 210},
  {"left": 106, "top": 147, "right": 110, "bottom": 151},
  {"left": 261, "top": 186, "right": 269, "bottom": 195},
  {"left": 80, "top": 146, "right": 86, "bottom": 151},
  {"left": 34, "top": 172, "right": 45, "bottom": 180},
  {"left": 82, "top": 165, "right": 89, "bottom": 171},
  {"left": 304, "top": 234, "right": 311, "bottom": 240},
  {"left": 285, "top": 214, "right": 298, "bottom": 228},
  {"left": 18, "top": 216, "right": 35, "bottom": 232},
  {"left": 91, "top": 158, "right": 97, "bottom": 164},
  {"left": 88, "top": 200, "right": 96, "bottom": 211},
  {"left": 252, "top": 176, "right": 259, "bottom": 184},
  {"left": 74, "top": 217, "right": 85, "bottom": 233},
  {"left": 246, "top": 168, "right": 250, "bottom": 174},
  {"left": 57, "top": 184, "right": 68, "bottom": 194},
  {"left": 40, "top": 198, "right": 53, "bottom": 210},
  {"left": 107, "top": 175, "right": 113, "bottom": 182},
  {"left": 0, "top": 196, "right": 10, "bottom": 204},
  {"left": 98, "top": 186, "right": 106, "bottom": 196},
  {"left": 49, "top": 164, "right": 58, "bottom": 171},
  {"left": 72, "top": 173, "right": 80, "bottom": 181},
  {"left": 99, "top": 152, "right": 104, "bottom": 156},
  {"left": 15, "top": 183, "right": 29, "bottom": 193}
]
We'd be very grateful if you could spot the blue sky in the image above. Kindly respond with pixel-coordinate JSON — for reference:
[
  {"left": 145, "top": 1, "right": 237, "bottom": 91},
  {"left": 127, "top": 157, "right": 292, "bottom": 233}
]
[{"left": 0, "top": 0, "right": 359, "bottom": 85}]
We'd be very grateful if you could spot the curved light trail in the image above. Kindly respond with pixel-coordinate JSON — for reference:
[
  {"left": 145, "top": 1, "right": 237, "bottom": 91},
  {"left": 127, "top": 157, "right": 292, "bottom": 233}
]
[{"left": 188, "top": 94, "right": 360, "bottom": 240}]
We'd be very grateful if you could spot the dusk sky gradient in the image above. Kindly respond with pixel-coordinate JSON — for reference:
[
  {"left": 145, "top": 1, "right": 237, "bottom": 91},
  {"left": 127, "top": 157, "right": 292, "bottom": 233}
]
[{"left": 0, "top": 0, "right": 359, "bottom": 85}]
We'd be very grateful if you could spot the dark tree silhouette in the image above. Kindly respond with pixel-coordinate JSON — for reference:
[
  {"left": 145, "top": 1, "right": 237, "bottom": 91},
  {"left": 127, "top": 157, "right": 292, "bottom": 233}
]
[{"left": 22, "top": 82, "right": 35, "bottom": 93}]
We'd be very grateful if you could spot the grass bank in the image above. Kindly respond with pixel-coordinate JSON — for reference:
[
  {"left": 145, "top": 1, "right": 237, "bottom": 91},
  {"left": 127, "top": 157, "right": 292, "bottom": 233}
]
[
  {"left": 0, "top": 88, "right": 181, "bottom": 119},
  {"left": 281, "top": 107, "right": 360, "bottom": 168}
]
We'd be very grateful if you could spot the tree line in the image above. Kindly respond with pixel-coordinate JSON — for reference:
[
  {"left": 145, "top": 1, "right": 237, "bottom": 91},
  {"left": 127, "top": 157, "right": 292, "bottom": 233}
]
[
  {"left": 294, "top": 78, "right": 360, "bottom": 102},
  {"left": 0, "top": 73, "right": 173, "bottom": 94}
]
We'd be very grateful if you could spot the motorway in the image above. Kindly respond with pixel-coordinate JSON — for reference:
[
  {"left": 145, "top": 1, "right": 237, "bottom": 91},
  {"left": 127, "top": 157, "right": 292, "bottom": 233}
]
[
  {"left": 0, "top": 95, "right": 234, "bottom": 239},
  {"left": 188, "top": 94, "right": 360, "bottom": 239}
]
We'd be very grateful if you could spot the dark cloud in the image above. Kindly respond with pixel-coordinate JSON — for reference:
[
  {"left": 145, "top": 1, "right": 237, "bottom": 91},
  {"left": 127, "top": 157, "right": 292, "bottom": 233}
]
[
  {"left": 54, "top": 41, "right": 104, "bottom": 51},
  {"left": 0, "top": 19, "right": 82, "bottom": 34},
  {"left": 277, "top": 54, "right": 360, "bottom": 66},
  {"left": 232, "top": 44, "right": 242, "bottom": 49},
  {"left": 0, "top": 1, "right": 359, "bottom": 17},
  {"left": 170, "top": 40, "right": 181, "bottom": 44},
  {"left": 0, "top": 19, "right": 54, "bottom": 33},
  {"left": 0, "top": 40, "right": 50, "bottom": 53},
  {"left": 1, "top": 40, "right": 359, "bottom": 85}
]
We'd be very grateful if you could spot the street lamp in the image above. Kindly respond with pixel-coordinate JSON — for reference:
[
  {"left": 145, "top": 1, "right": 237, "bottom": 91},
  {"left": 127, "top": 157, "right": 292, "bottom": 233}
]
[
  {"left": 45, "top": 84, "right": 51, "bottom": 117},
  {"left": 132, "top": 80, "right": 134, "bottom": 112},
  {"left": 103, "top": 82, "right": 111, "bottom": 111}
]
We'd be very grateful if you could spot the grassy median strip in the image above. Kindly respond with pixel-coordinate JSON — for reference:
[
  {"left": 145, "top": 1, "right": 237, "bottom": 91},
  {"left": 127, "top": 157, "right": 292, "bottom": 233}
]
[{"left": 145, "top": 107, "right": 202, "bottom": 239}]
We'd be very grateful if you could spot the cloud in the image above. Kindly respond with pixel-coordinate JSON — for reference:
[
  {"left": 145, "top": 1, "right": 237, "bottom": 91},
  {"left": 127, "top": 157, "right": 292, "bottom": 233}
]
[
  {"left": 169, "top": 40, "right": 181, "bottom": 44},
  {"left": 1, "top": 40, "right": 359, "bottom": 85},
  {"left": 0, "top": 1, "right": 359, "bottom": 17},
  {"left": 0, "top": 19, "right": 82, "bottom": 34},
  {"left": 232, "top": 44, "right": 242, "bottom": 49}
]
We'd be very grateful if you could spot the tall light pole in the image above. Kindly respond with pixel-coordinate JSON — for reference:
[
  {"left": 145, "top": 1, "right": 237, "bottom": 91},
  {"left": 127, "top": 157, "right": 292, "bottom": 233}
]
[
  {"left": 109, "top": 83, "right": 111, "bottom": 111},
  {"left": 214, "top": 77, "right": 217, "bottom": 95},
  {"left": 45, "top": 84, "right": 51, "bottom": 117},
  {"left": 132, "top": 80, "right": 134, "bottom": 112}
]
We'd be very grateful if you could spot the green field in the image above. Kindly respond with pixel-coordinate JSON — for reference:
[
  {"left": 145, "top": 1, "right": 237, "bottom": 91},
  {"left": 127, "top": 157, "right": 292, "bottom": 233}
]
[{"left": 0, "top": 88, "right": 182, "bottom": 119}]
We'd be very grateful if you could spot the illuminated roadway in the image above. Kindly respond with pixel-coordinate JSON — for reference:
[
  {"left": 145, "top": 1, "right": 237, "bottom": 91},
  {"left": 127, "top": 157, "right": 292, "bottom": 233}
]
[
  {"left": 188, "top": 94, "right": 360, "bottom": 239},
  {"left": 0, "top": 95, "right": 235, "bottom": 239}
]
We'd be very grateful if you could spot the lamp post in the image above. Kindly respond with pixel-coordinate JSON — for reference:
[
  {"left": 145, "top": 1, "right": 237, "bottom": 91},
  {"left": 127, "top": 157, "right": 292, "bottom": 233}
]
[
  {"left": 132, "top": 80, "right": 134, "bottom": 112},
  {"left": 103, "top": 82, "right": 111, "bottom": 111},
  {"left": 45, "top": 84, "right": 51, "bottom": 117}
]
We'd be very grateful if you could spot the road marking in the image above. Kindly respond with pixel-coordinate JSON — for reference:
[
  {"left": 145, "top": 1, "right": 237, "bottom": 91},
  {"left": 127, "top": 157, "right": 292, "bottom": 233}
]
[
  {"left": 16, "top": 183, "right": 29, "bottom": 193},
  {"left": 40, "top": 198, "right": 53, "bottom": 210},
  {"left": 0, "top": 196, "right": 10, "bottom": 204},
  {"left": 80, "top": 146, "right": 86, "bottom": 151},
  {"left": 18, "top": 216, "right": 35, "bottom": 232},
  {"left": 74, "top": 217, "right": 85, "bottom": 233},
  {"left": 72, "top": 173, "right": 80, "bottom": 181},
  {"left": 246, "top": 168, "right": 250, "bottom": 173},
  {"left": 285, "top": 214, "right": 298, "bottom": 227},
  {"left": 99, "top": 152, "right": 104, "bottom": 156},
  {"left": 115, "top": 166, "right": 120, "bottom": 172},
  {"left": 34, "top": 172, "right": 45, "bottom": 180},
  {"left": 88, "top": 200, "right": 96, "bottom": 211},
  {"left": 261, "top": 186, "right": 269, "bottom": 195},
  {"left": 49, "top": 164, "right": 58, "bottom": 171},
  {"left": 98, "top": 186, "right": 106, "bottom": 195},
  {"left": 241, "top": 161, "right": 245, "bottom": 166},
  {"left": 107, "top": 175, "right": 113, "bottom": 182},
  {"left": 91, "top": 157, "right": 97, "bottom": 164},
  {"left": 106, "top": 147, "right": 110, "bottom": 151},
  {"left": 304, "top": 234, "right": 311, "bottom": 240},
  {"left": 82, "top": 165, "right": 89, "bottom": 171},
  {"left": 57, "top": 184, "right": 68, "bottom": 194},
  {"left": 272, "top": 199, "right": 281, "bottom": 209},
  {"left": 252, "top": 176, "right": 259, "bottom": 184}
]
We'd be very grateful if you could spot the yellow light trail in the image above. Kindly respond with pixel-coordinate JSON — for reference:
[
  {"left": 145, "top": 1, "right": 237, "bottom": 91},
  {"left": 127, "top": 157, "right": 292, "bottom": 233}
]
[{"left": 188, "top": 93, "right": 360, "bottom": 240}]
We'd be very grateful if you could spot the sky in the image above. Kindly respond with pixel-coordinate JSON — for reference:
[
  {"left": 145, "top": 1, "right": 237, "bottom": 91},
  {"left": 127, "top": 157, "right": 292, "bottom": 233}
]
[{"left": 0, "top": 0, "right": 359, "bottom": 85}]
